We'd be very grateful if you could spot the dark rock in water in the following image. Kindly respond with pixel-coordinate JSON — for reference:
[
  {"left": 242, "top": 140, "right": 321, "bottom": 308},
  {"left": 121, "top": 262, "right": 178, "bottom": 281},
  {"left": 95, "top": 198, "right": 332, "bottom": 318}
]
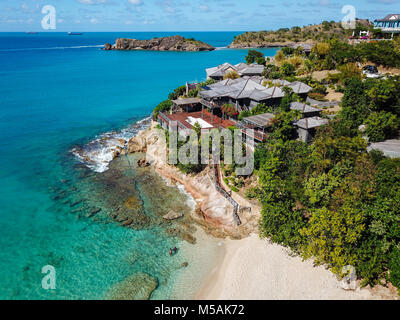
[
  {"left": 110, "top": 212, "right": 118, "bottom": 219},
  {"left": 104, "top": 43, "right": 113, "bottom": 50},
  {"left": 105, "top": 272, "right": 158, "bottom": 300},
  {"left": 120, "top": 218, "right": 133, "bottom": 227},
  {"left": 166, "top": 227, "right": 197, "bottom": 245},
  {"left": 70, "top": 200, "right": 83, "bottom": 208},
  {"left": 87, "top": 207, "right": 101, "bottom": 218},
  {"left": 71, "top": 208, "right": 84, "bottom": 214},
  {"left": 181, "top": 262, "right": 189, "bottom": 268},
  {"left": 117, "top": 216, "right": 127, "bottom": 223}
]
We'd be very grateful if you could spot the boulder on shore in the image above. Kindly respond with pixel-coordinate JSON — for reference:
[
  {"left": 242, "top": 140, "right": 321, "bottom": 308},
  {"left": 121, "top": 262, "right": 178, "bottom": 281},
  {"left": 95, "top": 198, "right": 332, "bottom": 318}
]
[{"left": 163, "top": 210, "right": 184, "bottom": 220}]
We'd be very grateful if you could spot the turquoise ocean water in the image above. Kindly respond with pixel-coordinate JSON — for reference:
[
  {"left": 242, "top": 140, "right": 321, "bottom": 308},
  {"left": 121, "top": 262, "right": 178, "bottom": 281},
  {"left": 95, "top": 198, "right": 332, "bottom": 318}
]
[{"left": 0, "top": 32, "right": 278, "bottom": 299}]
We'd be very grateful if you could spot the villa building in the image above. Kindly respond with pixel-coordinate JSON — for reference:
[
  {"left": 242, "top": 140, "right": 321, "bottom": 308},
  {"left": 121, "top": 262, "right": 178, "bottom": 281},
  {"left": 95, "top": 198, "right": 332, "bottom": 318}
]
[
  {"left": 290, "top": 102, "right": 321, "bottom": 118},
  {"left": 294, "top": 116, "right": 329, "bottom": 143},
  {"left": 206, "top": 62, "right": 265, "bottom": 80},
  {"left": 157, "top": 77, "right": 324, "bottom": 146},
  {"left": 199, "top": 77, "right": 312, "bottom": 112},
  {"left": 374, "top": 14, "right": 400, "bottom": 34},
  {"left": 237, "top": 113, "right": 274, "bottom": 148}
]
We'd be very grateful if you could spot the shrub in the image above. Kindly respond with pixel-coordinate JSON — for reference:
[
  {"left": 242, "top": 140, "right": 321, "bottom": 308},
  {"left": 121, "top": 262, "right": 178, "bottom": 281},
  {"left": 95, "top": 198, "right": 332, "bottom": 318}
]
[
  {"left": 315, "top": 42, "right": 331, "bottom": 56},
  {"left": 389, "top": 246, "right": 400, "bottom": 292},
  {"left": 168, "top": 85, "right": 186, "bottom": 100},
  {"left": 280, "top": 62, "right": 296, "bottom": 77},
  {"left": 245, "top": 49, "right": 264, "bottom": 64},
  {"left": 223, "top": 70, "right": 240, "bottom": 80},
  {"left": 308, "top": 92, "right": 327, "bottom": 101},
  {"left": 153, "top": 100, "right": 173, "bottom": 120},
  {"left": 365, "top": 111, "right": 398, "bottom": 142}
]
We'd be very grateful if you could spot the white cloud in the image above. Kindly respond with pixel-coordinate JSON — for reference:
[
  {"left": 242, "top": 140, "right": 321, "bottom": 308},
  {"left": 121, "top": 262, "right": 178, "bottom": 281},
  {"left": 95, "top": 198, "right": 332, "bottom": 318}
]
[
  {"left": 90, "top": 18, "right": 99, "bottom": 23},
  {"left": 128, "top": 0, "right": 143, "bottom": 5}
]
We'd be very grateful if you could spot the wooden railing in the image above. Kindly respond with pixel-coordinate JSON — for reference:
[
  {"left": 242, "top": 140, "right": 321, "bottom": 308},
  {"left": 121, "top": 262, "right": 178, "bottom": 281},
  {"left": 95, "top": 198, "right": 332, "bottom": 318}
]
[
  {"left": 213, "top": 164, "right": 241, "bottom": 226},
  {"left": 235, "top": 121, "right": 268, "bottom": 142},
  {"left": 200, "top": 99, "right": 220, "bottom": 109}
]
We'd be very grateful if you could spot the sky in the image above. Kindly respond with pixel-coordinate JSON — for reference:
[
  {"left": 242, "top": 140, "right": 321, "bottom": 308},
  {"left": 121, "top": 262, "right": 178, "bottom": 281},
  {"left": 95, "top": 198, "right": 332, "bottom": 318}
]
[{"left": 0, "top": 0, "right": 399, "bottom": 32}]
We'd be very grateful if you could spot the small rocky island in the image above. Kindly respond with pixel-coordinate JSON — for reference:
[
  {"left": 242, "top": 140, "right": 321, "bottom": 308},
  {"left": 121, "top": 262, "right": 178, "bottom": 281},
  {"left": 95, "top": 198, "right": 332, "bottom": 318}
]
[{"left": 105, "top": 35, "right": 215, "bottom": 52}]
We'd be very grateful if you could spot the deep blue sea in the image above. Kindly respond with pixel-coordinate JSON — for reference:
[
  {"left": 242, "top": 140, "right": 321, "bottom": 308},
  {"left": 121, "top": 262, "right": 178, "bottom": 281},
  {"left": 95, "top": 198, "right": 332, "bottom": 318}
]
[{"left": 0, "top": 32, "right": 278, "bottom": 299}]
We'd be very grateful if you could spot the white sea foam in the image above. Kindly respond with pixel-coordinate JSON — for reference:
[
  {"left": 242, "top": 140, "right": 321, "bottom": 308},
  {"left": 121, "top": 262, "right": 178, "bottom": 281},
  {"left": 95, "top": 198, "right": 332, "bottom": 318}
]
[
  {"left": 177, "top": 183, "right": 197, "bottom": 211},
  {"left": 71, "top": 117, "right": 151, "bottom": 173}
]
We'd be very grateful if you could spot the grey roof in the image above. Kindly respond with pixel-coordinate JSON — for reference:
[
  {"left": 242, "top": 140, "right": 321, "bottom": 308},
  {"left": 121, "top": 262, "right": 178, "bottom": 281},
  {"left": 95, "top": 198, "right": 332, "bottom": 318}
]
[
  {"left": 206, "top": 62, "right": 237, "bottom": 78},
  {"left": 271, "top": 79, "right": 292, "bottom": 86},
  {"left": 172, "top": 98, "right": 201, "bottom": 106},
  {"left": 288, "top": 81, "right": 313, "bottom": 94},
  {"left": 263, "top": 86, "right": 285, "bottom": 98},
  {"left": 243, "top": 113, "right": 275, "bottom": 127},
  {"left": 290, "top": 102, "right": 321, "bottom": 114},
  {"left": 200, "top": 78, "right": 271, "bottom": 101},
  {"left": 295, "top": 116, "right": 329, "bottom": 130},
  {"left": 206, "top": 62, "right": 264, "bottom": 79}
]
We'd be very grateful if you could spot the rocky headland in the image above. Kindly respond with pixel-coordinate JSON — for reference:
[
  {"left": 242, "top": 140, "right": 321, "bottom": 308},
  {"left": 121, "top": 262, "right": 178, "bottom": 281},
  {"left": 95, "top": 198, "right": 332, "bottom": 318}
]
[{"left": 105, "top": 35, "right": 215, "bottom": 52}]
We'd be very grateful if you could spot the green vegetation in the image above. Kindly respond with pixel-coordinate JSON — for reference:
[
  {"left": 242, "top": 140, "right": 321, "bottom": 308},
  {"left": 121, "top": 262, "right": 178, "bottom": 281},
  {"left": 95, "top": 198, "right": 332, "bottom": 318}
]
[
  {"left": 231, "top": 20, "right": 372, "bottom": 46},
  {"left": 245, "top": 49, "right": 265, "bottom": 65},
  {"left": 153, "top": 100, "right": 173, "bottom": 120},
  {"left": 152, "top": 40, "right": 400, "bottom": 293},
  {"left": 253, "top": 74, "right": 400, "bottom": 289},
  {"left": 223, "top": 70, "right": 240, "bottom": 80},
  {"left": 340, "top": 77, "right": 400, "bottom": 141}
]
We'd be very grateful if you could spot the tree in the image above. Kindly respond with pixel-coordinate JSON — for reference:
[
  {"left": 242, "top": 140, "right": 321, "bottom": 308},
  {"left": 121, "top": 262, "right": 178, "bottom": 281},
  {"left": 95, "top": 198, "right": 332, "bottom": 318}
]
[
  {"left": 301, "top": 205, "right": 366, "bottom": 274},
  {"left": 280, "top": 62, "right": 296, "bottom": 77},
  {"left": 365, "top": 111, "right": 398, "bottom": 142},
  {"left": 340, "top": 78, "right": 369, "bottom": 129},
  {"left": 153, "top": 100, "right": 173, "bottom": 120},
  {"left": 168, "top": 85, "right": 186, "bottom": 100},
  {"left": 245, "top": 49, "right": 264, "bottom": 64}
]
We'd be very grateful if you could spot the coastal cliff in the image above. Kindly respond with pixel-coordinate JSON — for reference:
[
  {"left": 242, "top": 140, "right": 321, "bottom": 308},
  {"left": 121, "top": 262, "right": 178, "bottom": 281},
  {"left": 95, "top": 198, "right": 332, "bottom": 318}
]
[
  {"left": 126, "top": 122, "right": 260, "bottom": 238},
  {"left": 228, "top": 19, "right": 372, "bottom": 48},
  {"left": 105, "top": 35, "right": 215, "bottom": 52}
]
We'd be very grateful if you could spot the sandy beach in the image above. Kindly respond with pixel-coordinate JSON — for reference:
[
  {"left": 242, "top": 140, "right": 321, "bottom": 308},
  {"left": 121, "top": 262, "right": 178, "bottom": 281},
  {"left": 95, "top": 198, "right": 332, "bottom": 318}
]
[
  {"left": 196, "top": 234, "right": 398, "bottom": 300},
  {"left": 127, "top": 124, "right": 398, "bottom": 300}
]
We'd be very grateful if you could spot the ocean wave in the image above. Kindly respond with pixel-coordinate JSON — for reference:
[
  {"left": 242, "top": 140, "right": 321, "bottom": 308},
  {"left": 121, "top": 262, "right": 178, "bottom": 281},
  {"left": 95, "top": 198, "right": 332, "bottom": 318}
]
[
  {"left": 71, "top": 117, "right": 151, "bottom": 173},
  {"left": 0, "top": 45, "right": 105, "bottom": 52}
]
